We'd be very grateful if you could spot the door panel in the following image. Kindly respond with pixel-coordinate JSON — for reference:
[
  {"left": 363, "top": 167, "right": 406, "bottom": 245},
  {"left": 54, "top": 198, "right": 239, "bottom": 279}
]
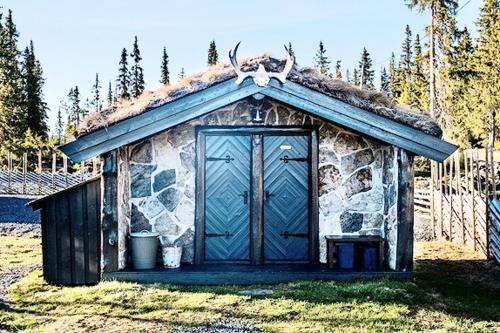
[
  {"left": 205, "top": 135, "right": 251, "bottom": 261},
  {"left": 263, "top": 135, "right": 309, "bottom": 261}
]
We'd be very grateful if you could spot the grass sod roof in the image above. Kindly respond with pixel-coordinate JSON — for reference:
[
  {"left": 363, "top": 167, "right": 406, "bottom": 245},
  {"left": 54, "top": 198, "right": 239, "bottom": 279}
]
[{"left": 78, "top": 55, "right": 442, "bottom": 138}]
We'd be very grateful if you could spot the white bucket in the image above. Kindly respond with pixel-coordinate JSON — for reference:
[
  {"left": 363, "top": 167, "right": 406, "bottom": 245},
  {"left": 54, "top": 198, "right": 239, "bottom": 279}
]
[{"left": 162, "top": 246, "right": 182, "bottom": 268}]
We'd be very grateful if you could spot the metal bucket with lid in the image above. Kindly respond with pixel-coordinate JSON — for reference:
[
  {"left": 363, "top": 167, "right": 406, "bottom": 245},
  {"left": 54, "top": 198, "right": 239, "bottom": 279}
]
[{"left": 130, "top": 230, "right": 159, "bottom": 269}]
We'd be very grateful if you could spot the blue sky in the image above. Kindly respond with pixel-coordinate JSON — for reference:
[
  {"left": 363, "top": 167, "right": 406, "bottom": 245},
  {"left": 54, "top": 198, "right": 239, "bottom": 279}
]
[{"left": 3, "top": 0, "right": 480, "bottom": 133}]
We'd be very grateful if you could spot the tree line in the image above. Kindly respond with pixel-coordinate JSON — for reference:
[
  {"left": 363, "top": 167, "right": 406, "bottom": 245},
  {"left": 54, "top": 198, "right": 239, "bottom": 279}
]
[
  {"left": 311, "top": 0, "right": 498, "bottom": 149},
  {"left": 1, "top": 0, "right": 497, "bottom": 165}
]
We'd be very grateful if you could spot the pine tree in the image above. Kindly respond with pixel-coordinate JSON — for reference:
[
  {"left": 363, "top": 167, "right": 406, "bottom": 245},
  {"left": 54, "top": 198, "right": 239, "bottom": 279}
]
[
  {"left": 55, "top": 103, "right": 65, "bottom": 145},
  {"left": 380, "top": 67, "right": 390, "bottom": 94},
  {"left": 130, "top": 36, "right": 144, "bottom": 98},
  {"left": 178, "top": 67, "right": 185, "bottom": 80},
  {"left": 207, "top": 40, "right": 218, "bottom": 66},
  {"left": 117, "top": 48, "right": 130, "bottom": 100},
  {"left": 160, "top": 47, "right": 170, "bottom": 85},
  {"left": 90, "top": 73, "right": 101, "bottom": 112},
  {"left": 107, "top": 81, "right": 113, "bottom": 107},
  {"left": 335, "top": 60, "right": 342, "bottom": 79},
  {"left": 0, "top": 9, "right": 27, "bottom": 145},
  {"left": 314, "top": 41, "right": 330, "bottom": 77},
  {"left": 388, "top": 52, "right": 400, "bottom": 99},
  {"left": 398, "top": 25, "right": 414, "bottom": 105},
  {"left": 412, "top": 33, "right": 429, "bottom": 111},
  {"left": 22, "top": 40, "right": 48, "bottom": 138},
  {"left": 406, "top": 0, "right": 459, "bottom": 120},
  {"left": 470, "top": 0, "right": 499, "bottom": 147},
  {"left": 358, "top": 47, "right": 374, "bottom": 87},
  {"left": 345, "top": 69, "right": 350, "bottom": 83},
  {"left": 350, "top": 68, "right": 360, "bottom": 86},
  {"left": 68, "top": 86, "right": 81, "bottom": 127}
]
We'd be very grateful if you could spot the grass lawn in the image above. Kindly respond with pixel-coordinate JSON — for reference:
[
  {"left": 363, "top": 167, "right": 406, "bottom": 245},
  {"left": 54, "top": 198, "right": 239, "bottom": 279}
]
[{"left": 0, "top": 236, "right": 499, "bottom": 333}]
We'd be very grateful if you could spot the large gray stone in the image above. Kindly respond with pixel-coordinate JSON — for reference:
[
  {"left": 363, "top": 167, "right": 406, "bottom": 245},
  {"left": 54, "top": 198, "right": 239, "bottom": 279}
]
[
  {"left": 319, "top": 148, "right": 339, "bottom": 165},
  {"left": 130, "top": 203, "right": 151, "bottom": 232},
  {"left": 341, "top": 149, "right": 374, "bottom": 174},
  {"left": 153, "top": 169, "right": 176, "bottom": 192},
  {"left": 130, "top": 164, "right": 156, "bottom": 198},
  {"left": 276, "top": 105, "right": 291, "bottom": 124},
  {"left": 339, "top": 211, "right": 363, "bottom": 233},
  {"left": 346, "top": 190, "right": 384, "bottom": 212},
  {"left": 167, "top": 123, "right": 194, "bottom": 147},
  {"left": 319, "top": 192, "right": 343, "bottom": 217},
  {"left": 157, "top": 187, "right": 183, "bottom": 212},
  {"left": 130, "top": 141, "right": 153, "bottom": 163},
  {"left": 384, "top": 183, "right": 397, "bottom": 214},
  {"left": 180, "top": 151, "right": 194, "bottom": 172},
  {"left": 203, "top": 112, "right": 219, "bottom": 125},
  {"left": 363, "top": 213, "right": 384, "bottom": 229},
  {"left": 155, "top": 213, "right": 181, "bottom": 236},
  {"left": 319, "top": 123, "right": 340, "bottom": 146},
  {"left": 174, "top": 228, "right": 195, "bottom": 263},
  {"left": 288, "top": 111, "right": 304, "bottom": 125},
  {"left": 217, "top": 108, "right": 233, "bottom": 125},
  {"left": 233, "top": 101, "right": 253, "bottom": 123},
  {"left": 342, "top": 167, "right": 372, "bottom": 198},
  {"left": 319, "top": 164, "right": 342, "bottom": 196},
  {"left": 334, "top": 132, "right": 368, "bottom": 155}
]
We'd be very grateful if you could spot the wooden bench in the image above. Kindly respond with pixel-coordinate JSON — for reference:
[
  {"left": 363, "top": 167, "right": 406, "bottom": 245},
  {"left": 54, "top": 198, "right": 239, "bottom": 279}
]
[{"left": 325, "top": 235, "right": 384, "bottom": 271}]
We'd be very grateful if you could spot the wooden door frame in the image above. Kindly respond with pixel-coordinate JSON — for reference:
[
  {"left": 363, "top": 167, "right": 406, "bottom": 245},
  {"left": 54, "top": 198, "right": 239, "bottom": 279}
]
[{"left": 194, "top": 126, "right": 319, "bottom": 265}]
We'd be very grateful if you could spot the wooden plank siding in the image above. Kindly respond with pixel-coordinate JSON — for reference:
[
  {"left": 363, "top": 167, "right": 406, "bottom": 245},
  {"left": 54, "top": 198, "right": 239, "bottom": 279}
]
[
  {"left": 29, "top": 177, "right": 101, "bottom": 285},
  {"left": 60, "top": 78, "right": 456, "bottom": 163}
]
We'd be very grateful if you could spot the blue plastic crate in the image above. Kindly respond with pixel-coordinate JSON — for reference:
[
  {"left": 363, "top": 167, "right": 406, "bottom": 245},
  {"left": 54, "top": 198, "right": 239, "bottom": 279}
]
[
  {"left": 338, "top": 243, "right": 354, "bottom": 269},
  {"left": 362, "top": 246, "right": 377, "bottom": 271}
]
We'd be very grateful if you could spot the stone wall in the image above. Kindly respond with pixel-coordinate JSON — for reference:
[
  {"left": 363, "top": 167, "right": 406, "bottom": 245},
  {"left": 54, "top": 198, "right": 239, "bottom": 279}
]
[{"left": 119, "top": 98, "right": 399, "bottom": 267}]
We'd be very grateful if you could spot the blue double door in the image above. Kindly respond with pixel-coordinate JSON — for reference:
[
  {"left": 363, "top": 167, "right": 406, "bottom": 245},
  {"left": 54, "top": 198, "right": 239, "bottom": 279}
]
[{"left": 204, "top": 133, "right": 310, "bottom": 263}]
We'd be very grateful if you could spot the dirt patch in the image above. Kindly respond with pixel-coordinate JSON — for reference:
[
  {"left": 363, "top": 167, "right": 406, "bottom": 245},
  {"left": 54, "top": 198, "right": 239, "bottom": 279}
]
[{"left": 170, "top": 320, "right": 263, "bottom": 333}]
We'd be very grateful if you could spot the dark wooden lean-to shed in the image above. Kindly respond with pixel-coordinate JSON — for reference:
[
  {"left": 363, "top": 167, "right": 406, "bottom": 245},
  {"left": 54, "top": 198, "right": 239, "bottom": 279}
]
[{"left": 30, "top": 49, "right": 457, "bottom": 285}]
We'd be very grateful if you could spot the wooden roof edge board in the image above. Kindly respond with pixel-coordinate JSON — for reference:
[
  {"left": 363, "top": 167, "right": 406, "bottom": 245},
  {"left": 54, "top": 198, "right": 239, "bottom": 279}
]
[
  {"left": 27, "top": 176, "right": 101, "bottom": 211},
  {"left": 271, "top": 80, "right": 457, "bottom": 156},
  {"left": 260, "top": 87, "right": 454, "bottom": 162},
  {"left": 61, "top": 77, "right": 246, "bottom": 156},
  {"left": 62, "top": 83, "right": 266, "bottom": 162}
]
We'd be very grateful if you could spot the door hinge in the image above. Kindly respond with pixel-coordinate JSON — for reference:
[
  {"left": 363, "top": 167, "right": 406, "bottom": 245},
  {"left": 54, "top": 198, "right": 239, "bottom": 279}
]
[
  {"left": 280, "top": 155, "right": 307, "bottom": 163},
  {"left": 207, "top": 154, "right": 234, "bottom": 163},
  {"left": 279, "top": 231, "right": 308, "bottom": 239},
  {"left": 206, "top": 231, "right": 234, "bottom": 238}
]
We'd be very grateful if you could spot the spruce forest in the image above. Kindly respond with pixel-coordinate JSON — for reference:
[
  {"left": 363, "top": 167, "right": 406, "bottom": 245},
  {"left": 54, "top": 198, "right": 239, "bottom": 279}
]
[{"left": 0, "top": 0, "right": 498, "bottom": 167}]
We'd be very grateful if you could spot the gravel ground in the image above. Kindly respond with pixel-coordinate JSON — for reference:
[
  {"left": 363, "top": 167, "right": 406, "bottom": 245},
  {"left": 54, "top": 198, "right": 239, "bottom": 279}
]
[
  {"left": 414, "top": 215, "right": 433, "bottom": 241},
  {"left": 0, "top": 220, "right": 42, "bottom": 309},
  {"left": 170, "top": 321, "right": 263, "bottom": 333},
  {"left": 0, "top": 263, "right": 42, "bottom": 309},
  {"left": 0, "top": 222, "right": 41, "bottom": 237}
]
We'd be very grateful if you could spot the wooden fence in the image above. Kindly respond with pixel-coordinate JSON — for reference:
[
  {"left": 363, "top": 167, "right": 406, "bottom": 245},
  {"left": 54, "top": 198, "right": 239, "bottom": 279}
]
[
  {"left": 415, "top": 148, "right": 499, "bottom": 262},
  {"left": 0, "top": 151, "right": 100, "bottom": 196}
]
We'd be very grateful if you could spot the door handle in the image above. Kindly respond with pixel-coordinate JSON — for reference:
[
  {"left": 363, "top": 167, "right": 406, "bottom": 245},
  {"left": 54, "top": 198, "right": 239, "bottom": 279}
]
[{"left": 238, "top": 191, "right": 248, "bottom": 204}]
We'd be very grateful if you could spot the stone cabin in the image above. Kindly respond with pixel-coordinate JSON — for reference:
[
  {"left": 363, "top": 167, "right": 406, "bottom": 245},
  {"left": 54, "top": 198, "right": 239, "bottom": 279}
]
[{"left": 60, "top": 54, "right": 456, "bottom": 281}]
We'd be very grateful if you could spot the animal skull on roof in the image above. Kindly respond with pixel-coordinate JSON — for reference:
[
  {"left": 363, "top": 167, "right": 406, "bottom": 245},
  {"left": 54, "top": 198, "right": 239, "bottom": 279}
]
[{"left": 229, "top": 42, "right": 295, "bottom": 87}]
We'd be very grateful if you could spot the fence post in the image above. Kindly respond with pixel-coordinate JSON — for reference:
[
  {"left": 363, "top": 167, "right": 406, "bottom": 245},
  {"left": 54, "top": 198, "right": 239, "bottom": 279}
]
[
  {"left": 63, "top": 154, "right": 68, "bottom": 187},
  {"left": 456, "top": 152, "right": 465, "bottom": 244},
  {"left": 439, "top": 162, "right": 444, "bottom": 238},
  {"left": 431, "top": 161, "right": 436, "bottom": 239},
  {"left": 22, "top": 153, "right": 27, "bottom": 195},
  {"left": 448, "top": 155, "right": 454, "bottom": 241},
  {"left": 7, "top": 151, "right": 12, "bottom": 193},
  {"left": 38, "top": 150, "right": 42, "bottom": 195},
  {"left": 485, "top": 147, "right": 490, "bottom": 260},
  {"left": 52, "top": 153, "right": 56, "bottom": 191},
  {"left": 471, "top": 149, "right": 477, "bottom": 250}
]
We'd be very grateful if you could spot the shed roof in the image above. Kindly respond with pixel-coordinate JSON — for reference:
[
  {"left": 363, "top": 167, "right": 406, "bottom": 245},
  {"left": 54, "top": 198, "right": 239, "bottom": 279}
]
[{"left": 61, "top": 55, "right": 457, "bottom": 163}]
